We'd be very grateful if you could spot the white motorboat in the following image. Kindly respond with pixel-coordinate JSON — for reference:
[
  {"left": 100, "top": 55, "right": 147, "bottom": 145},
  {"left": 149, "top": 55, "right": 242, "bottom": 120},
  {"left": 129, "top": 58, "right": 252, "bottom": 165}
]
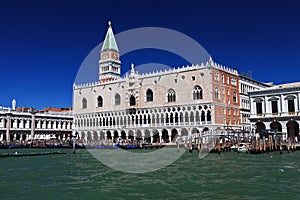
[
  {"left": 230, "top": 144, "right": 238, "bottom": 152},
  {"left": 237, "top": 143, "right": 249, "bottom": 153}
]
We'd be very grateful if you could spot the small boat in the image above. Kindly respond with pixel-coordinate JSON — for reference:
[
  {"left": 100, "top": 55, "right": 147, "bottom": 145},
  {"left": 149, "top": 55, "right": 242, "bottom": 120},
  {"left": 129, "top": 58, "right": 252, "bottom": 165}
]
[
  {"left": 115, "top": 144, "right": 140, "bottom": 149},
  {"left": 230, "top": 144, "right": 238, "bottom": 152},
  {"left": 84, "top": 144, "right": 117, "bottom": 149},
  {"left": 237, "top": 143, "right": 250, "bottom": 153},
  {"left": 0, "top": 151, "right": 66, "bottom": 158}
]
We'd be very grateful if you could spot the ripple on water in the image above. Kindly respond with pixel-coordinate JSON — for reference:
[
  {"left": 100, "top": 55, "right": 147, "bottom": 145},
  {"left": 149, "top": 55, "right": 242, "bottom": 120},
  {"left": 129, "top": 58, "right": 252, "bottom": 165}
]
[{"left": 0, "top": 149, "right": 300, "bottom": 200}]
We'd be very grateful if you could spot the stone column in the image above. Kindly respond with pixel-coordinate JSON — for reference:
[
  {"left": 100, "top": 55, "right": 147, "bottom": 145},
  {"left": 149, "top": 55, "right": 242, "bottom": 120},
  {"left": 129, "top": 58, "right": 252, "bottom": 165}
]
[
  {"left": 298, "top": 93, "right": 300, "bottom": 114},
  {"left": 30, "top": 112, "right": 36, "bottom": 140},
  {"left": 294, "top": 95, "right": 299, "bottom": 114},
  {"left": 280, "top": 94, "right": 284, "bottom": 114},
  {"left": 84, "top": 131, "right": 88, "bottom": 143},
  {"left": 264, "top": 96, "right": 268, "bottom": 115},
  {"left": 159, "top": 132, "right": 162, "bottom": 143},
  {"left": 6, "top": 113, "right": 11, "bottom": 142}
]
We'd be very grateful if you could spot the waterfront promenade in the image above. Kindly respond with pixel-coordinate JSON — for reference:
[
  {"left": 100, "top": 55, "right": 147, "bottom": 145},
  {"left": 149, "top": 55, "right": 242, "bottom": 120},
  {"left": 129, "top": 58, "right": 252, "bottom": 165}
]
[{"left": 0, "top": 106, "right": 73, "bottom": 143}]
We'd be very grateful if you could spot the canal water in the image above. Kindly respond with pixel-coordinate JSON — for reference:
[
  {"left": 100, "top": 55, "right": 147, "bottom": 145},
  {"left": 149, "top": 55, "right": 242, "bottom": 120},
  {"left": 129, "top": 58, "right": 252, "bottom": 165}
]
[{"left": 0, "top": 148, "right": 299, "bottom": 200}]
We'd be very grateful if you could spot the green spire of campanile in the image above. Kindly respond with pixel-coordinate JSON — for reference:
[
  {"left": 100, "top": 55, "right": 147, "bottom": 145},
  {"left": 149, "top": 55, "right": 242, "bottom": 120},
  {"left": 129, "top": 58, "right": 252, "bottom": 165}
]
[
  {"left": 101, "top": 21, "right": 119, "bottom": 52},
  {"left": 99, "top": 21, "right": 121, "bottom": 83}
]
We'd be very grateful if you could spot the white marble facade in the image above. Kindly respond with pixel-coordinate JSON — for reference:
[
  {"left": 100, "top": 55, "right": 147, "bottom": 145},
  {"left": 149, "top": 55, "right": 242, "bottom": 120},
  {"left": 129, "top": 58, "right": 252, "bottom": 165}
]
[
  {"left": 0, "top": 107, "right": 73, "bottom": 142},
  {"left": 249, "top": 82, "right": 300, "bottom": 140},
  {"left": 73, "top": 23, "right": 241, "bottom": 144},
  {"left": 239, "top": 75, "right": 271, "bottom": 131}
]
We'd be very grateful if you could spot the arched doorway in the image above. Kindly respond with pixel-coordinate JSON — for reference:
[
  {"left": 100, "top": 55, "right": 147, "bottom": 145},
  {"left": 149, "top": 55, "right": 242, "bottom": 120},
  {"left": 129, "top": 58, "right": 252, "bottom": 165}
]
[
  {"left": 202, "top": 127, "right": 209, "bottom": 133},
  {"left": 171, "top": 129, "right": 178, "bottom": 142},
  {"left": 100, "top": 131, "right": 105, "bottom": 140},
  {"left": 113, "top": 130, "right": 119, "bottom": 142},
  {"left": 152, "top": 129, "right": 159, "bottom": 143},
  {"left": 121, "top": 131, "right": 126, "bottom": 140},
  {"left": 255, "top": 122, "right": 266, "bottom": 133},
  {"left": 81, "top": 132, "right": 85, "bottom": 141},
  {"left": 144, "top": 129, "right": 151, "bottom": 143},
  {"left": 87, "top": 132, "right": 92, "bottom": 144},
  {"left": 22, "top": 134, "right": 27, "bottom": 141},
  {"left": 106, "top": 131, "right": 112, "bottom": 140},
  {"left": 136, "top": 129, "right": 142, "bottom": 141},
  {"left": 270, "top": 121, "right": 282, "bottom": 132},
  {"left": 162, "top": 129, "right": 169, "bottom": 143},
  {"left": 93, "top": 131, "right": 98, "bottom": 142},
  {"left": 128, "top": 130, "right": 134, "bottom": 141},
  {"left": 15, "top": 133, "right": 20, "bottom": 141},
  {"left": 192, "top": 128, "right": 199, "bottom": 134},
  {"left": 181, "top": 128, "right": 189, "bottom": 136},
  {"left": 287, "top": 120, "right": 299, "bottom": 138}
]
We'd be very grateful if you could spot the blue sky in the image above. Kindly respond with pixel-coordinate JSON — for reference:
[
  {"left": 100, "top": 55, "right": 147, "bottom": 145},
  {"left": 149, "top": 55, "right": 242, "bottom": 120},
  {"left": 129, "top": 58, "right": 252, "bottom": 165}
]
[{"left": 0, "top": 0, "right": 299, "bottom": 109}]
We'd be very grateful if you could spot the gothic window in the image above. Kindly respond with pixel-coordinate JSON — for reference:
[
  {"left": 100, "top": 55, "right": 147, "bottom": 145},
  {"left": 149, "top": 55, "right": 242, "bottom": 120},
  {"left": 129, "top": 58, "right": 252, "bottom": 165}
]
[
  {"left": 82, "top": 98, "right": 87, "bottom": 109},
  {"left": 130, "top": 95, "right": 136, "bottom": 106},
  {"left": 115, "top": 93, "right": 121, "bottom": 105},
  {"left": 207, "top": 110, "right": 211, "bottom": 122},
  {"left": 193, "top": 85, "right": 203, "bottom": 100},
  {"left": 233, "top": 92, "right": 237, "bottom": 103},
  {"left": 167, "top": 89, "right": 176, "bottom": 102},
  {"left": 214, "top": 87, "right": 220, "bottom": 100},
  {"left": 201, "top": 111, "right": 205, "bottom": 122},
  {"left": 97, "top": 96, "right": 103, "bottom": 107},
  {"left": 222, "top": 74, "right": 224, "bottom": 83},
  {"left": 146, "top": 89, "right": 153, "bottom": 102}
]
